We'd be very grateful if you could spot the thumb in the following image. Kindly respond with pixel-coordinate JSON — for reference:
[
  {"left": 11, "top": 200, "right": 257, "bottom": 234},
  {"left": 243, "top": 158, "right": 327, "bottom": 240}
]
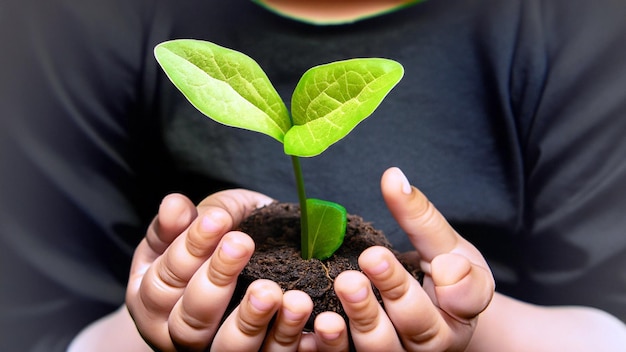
[
  {"left": 381, "top": 167, "right": 458, "bottom": 262},
  {"left": 381, "top": 167, "right": 494, "bottom": 320}
]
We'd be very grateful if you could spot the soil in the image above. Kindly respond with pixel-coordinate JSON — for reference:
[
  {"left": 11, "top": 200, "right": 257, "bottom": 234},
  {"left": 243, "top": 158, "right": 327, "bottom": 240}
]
[{"left": 230, "top": 202, "right": 422, "bottom": 327}]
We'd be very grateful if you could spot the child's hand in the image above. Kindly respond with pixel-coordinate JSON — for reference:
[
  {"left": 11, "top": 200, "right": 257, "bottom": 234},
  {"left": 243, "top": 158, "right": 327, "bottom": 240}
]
[
  {"left": 334, "top": 167, "right": 495, "bottom": 351},
  {"left": 125, "top": 190, "right": 317, "bottom": 351}
]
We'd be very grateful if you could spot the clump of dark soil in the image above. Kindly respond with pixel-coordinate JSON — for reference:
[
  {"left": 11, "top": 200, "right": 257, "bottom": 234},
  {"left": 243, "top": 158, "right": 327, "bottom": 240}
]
[{"left": 231, "top": 202, "right": 422, "bottom": 325}]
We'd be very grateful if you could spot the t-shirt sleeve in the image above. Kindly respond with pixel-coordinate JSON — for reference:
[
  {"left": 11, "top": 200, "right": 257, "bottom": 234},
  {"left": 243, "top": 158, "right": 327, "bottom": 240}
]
[
  {"left": 515, "top": 0, "right": 626, "bottom": 321},
  {"left": 0, "top": 1, "right": 174, "bottom": 350}
]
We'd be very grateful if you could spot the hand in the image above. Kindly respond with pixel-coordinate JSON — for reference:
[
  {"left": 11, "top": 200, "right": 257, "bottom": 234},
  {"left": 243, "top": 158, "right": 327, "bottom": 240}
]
[
  {"left": 125, "top": 189, "right": 316, "bottom": 351},
  {"left": 334, "top": 167, "right": 495, "bottom": 351}
]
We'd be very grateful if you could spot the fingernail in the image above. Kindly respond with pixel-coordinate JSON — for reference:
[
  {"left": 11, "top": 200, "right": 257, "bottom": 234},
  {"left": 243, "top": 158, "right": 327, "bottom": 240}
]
[
  {"left": 369, "top": 258, "right": 390, "bottom": 276},
  {"left": 344, "top": 287, "right": 368, "bottom": 303},
  {"left": 320, "top": 331, "right": 341, "bottom": 341},
  {"left": 282, "top": 307, "right": 305, "bottom": 322},
  {"left": 200, "top": 212, "right": 222, "bottom": 233},
  {"left": 250, "top": 293, "right": 274, "bottom": 312},
  {"left": 394, "top": 167, "right": 412, "bottom": 195},
  {"left": 220, "top": 239, "right": 247, "bottom": 259}
]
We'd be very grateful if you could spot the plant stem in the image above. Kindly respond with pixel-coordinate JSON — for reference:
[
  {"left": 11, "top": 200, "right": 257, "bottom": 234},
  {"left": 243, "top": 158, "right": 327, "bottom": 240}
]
[{"left": 291, "top": 155, "right": 309, "bottom": 259}]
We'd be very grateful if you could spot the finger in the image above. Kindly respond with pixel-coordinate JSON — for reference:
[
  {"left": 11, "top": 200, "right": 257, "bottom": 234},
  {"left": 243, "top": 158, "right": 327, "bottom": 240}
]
[
  {"left": 127, "top": 190, "right": 272, "bottom": 345},
  {"left": 431, "top": 253, "right": 494, "bottom": 320},
  {"left": 210, "top": 279, "right": 283, "bottom": 352},
  {"left": 262, "top": 290, "right": 313, "bottom": 352},
  {"left": 132, "top": 194, "right": 197, "bottom": 277},
  {"left": 334, "top": 271, "right": 404, "bottom": 352},
  {"left": 298, "top": 312, "right": 349, "bottom": 352},
  {"left": 313, "top": 312, "right": 350, "bottom": 352},
  {"left": 159, "top": 189, "right": 272, "bottom": 290},
  {"left": 126, "top": 194, "right": 197, "bottom": 349},
  {"left": 160, "top": 189, "right": 272, "bottom": 287},
  {"left": 149, "top": 193, "right": 198, "bottom": 253},
  {"left": 167, "top": 231, "right": 255, "bottom": 350},
  {"left": 132, "top": 208, "right": 238, "bottom": 322},
  {"left": 197, "top": 189, "right": 274, "bottom": 227},
  {"left": 381, "top": 168, "right": 494, "bottom": 309},
  {"left": 160, "top": 206, "right": 236, "bottom": 286},
  {"left": 381, "top": 167, "right": 459, "bottom": 263},
  {"left": 359, "top": 246, "right": 454, "bottom": 350},
  {"left": 380, "top": 168, "right": 494, "bottom": 350}
]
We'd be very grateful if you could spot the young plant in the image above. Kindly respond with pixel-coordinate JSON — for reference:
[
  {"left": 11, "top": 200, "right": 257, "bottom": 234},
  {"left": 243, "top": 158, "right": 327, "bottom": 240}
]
[{"left": 154, "top": 39, "right": 403, "bottom": 260}]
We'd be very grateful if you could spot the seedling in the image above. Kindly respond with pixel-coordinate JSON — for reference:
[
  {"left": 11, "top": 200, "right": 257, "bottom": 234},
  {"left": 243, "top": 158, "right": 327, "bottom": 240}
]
[{"left": 154, "top": 39, "right": 403, "bottom": 260}]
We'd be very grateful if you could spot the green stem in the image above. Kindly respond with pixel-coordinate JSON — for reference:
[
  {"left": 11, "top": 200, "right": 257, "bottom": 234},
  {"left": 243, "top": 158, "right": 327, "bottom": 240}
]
[{"left": 291, "top": 155, "right": 309, "bottom": 259}]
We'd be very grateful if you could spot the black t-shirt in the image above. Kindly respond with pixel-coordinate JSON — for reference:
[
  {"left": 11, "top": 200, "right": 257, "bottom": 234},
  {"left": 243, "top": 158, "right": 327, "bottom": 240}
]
[{"left": 2, "top": 0, "right": 626, "bottom": 350}]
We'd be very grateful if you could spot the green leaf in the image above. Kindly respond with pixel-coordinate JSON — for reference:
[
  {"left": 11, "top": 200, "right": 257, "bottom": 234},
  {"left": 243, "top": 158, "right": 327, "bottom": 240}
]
[
  {"left": 154, "top": 39, "right": 291, "bottom": 142},
  {"left": 285, "top": 58, "right": 404, "bottom": 157},
  {"left": 304, "top": 198, "right": 347, "bottom": 260}
]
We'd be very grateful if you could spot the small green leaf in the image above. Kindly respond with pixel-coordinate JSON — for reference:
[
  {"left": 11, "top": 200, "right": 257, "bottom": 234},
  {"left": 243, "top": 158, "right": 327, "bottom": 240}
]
[
  {"left": 154, "top": 39, "right": 291, "bottom": 142},
  {"left": 285, "top": 58, "right": 404, "bottom": 157},
  {"left": 304, "top": 198, "right": 347, "bottom": 260}
]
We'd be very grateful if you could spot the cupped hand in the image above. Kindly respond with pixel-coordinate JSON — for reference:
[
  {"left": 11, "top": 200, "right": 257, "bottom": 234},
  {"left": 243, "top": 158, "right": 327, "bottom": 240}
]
[
  {"left": 334, "top": 167, "right": 495, "bottom": 351},
  {"left": 125, "top": 189, "right": 299, "bottom": 351}
]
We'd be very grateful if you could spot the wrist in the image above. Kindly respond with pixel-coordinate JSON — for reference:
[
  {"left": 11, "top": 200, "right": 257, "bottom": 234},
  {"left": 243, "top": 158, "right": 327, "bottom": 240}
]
[{"left": 467, "top": 292, "right": 626, "bottom": 351}]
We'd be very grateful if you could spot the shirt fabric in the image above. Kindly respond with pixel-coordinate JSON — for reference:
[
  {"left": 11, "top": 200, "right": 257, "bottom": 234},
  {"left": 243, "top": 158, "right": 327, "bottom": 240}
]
[{"left": 2, "top": 0, "right": 626, "bottom": 350}]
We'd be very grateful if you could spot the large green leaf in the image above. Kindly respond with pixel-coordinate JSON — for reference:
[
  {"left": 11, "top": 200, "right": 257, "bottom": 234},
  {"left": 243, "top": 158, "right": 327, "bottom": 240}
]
[
  {"left": 285, "top": 58, "right": 404, "bottom": 157},
  {"left": 154, "top": 39, "right": 291, "bottom": 142}
]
